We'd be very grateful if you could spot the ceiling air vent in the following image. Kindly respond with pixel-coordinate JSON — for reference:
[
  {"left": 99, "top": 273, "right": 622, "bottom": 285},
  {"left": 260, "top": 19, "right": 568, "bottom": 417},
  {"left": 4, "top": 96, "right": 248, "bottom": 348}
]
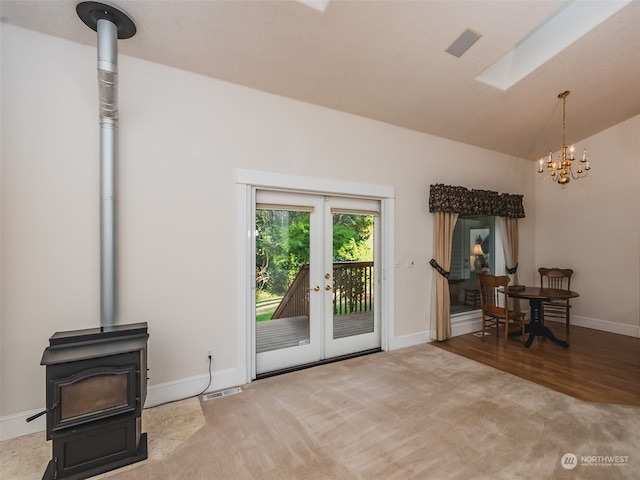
[{"left": 445, "top": 28, "right": 482, "bottom": 58}]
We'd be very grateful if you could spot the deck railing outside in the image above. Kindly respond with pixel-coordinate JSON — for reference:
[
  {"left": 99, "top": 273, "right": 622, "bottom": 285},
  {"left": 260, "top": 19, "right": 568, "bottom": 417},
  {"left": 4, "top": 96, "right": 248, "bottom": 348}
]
[
  {"left": 271, "top": 261, "right": 374, "bottom": 319},
  {"left": 270, "top": 265, "right": 310, "bottom": 320}
]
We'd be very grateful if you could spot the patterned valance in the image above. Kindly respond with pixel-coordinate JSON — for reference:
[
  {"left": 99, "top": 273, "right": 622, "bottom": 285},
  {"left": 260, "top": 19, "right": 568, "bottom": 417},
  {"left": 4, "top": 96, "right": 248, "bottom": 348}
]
[{"left": 429, "top": 184, "right": 525, "bottom": 218}]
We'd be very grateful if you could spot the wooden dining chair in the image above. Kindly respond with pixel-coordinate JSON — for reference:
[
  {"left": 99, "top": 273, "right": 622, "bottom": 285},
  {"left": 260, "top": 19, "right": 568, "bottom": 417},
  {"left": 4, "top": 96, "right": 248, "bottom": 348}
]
[
  {"left": 477, "top": 274, "right": 526, "bottom": 344},
  {"left": 538, "top": 267, "right": 574, "bottom": 331}
]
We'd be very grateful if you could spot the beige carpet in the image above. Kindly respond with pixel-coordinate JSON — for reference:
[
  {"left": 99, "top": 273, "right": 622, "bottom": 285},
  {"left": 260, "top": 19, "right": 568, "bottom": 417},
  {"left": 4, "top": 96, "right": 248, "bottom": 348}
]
[{"left": 3, "top": 345, "right": 638, "bottom": 479}]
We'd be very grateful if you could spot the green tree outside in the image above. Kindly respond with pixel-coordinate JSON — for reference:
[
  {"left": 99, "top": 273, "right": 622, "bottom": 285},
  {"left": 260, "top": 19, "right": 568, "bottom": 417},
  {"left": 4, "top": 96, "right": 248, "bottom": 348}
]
[{"left": 256, "top": 210, "right": 373, "bottom": 314}]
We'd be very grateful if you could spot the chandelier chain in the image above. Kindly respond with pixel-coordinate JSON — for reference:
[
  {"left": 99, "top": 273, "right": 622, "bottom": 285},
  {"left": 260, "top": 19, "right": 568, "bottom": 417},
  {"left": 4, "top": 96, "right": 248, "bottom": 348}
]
[{"left": 561, "top": 94, "right": 566, "bottom": 147}]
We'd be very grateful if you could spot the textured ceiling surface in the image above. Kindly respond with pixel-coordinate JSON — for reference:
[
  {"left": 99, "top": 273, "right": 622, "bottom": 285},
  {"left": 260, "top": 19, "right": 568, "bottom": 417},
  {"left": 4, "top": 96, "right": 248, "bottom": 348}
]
[{"left": 2, "top": 0, "right": 639, "bottom": 160}]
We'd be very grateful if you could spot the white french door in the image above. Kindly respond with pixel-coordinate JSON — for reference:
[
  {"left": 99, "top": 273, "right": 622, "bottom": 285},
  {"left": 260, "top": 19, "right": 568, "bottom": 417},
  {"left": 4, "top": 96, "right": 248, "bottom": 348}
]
[
  {"left": 323, "top": 196, "right": 380, "bottom": 359},
  {"left": 255, "top": 190, "right": 380, "bottom": 375}
]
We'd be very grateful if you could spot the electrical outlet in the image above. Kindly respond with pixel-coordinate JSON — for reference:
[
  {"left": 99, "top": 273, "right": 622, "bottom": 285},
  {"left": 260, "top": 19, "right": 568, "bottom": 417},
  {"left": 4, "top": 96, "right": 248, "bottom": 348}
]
[{"left": 206, "top": 347, "right": 213, "bottom": 360}]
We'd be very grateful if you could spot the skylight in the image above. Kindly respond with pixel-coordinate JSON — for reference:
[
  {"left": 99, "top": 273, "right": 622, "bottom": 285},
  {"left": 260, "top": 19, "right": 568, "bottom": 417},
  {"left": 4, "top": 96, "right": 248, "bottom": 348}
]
[
  {"left": 475, "top": 0, "right": 632, "bottom": 90},
  {"left": 295, "top": 0, "right": 331, "bottom": 13}
]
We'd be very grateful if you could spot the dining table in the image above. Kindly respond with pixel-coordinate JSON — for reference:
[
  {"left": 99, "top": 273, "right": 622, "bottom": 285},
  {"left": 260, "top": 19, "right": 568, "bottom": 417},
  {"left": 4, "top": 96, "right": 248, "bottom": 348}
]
[{"left": 506, "top": 286, "right": 579, "bottom": 348}]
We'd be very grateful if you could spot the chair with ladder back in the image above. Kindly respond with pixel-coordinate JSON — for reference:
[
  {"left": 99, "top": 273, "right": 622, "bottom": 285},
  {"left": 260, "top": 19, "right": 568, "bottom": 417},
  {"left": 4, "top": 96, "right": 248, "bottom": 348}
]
[
  {"left": 478, "top": 274, "right": 526, "bottom": 344},
  {"left": 538, "top": 267, "right": 574, "bottom": 332}
]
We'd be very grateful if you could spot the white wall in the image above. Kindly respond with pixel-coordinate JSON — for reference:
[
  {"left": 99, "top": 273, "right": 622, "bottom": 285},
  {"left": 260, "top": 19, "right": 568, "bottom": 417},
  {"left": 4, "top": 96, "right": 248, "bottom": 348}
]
[
  {"left": 534, "top": 115, "right": 640, "bottom": 336},
  {"left": 9, "top": 24, "right": 627, "bottom": 440}
]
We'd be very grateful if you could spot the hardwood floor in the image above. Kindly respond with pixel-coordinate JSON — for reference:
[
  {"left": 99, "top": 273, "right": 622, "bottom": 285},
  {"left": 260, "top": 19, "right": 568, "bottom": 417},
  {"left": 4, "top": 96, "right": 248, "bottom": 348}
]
[{"left": 431, "top": 321, "right": 640, "bottom": 406}]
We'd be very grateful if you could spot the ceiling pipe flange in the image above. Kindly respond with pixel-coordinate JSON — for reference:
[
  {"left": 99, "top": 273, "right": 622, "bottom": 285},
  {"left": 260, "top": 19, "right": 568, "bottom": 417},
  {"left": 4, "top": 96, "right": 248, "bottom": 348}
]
[{"left": 76, "top": 1, "right": 136, "bottom": 39}]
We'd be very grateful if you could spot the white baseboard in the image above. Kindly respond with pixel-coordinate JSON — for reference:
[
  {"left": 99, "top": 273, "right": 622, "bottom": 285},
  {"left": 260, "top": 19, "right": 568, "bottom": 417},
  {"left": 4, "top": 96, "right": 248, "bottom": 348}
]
[
  {"left": 144, "top": 366, "right": 246, "bottom": 408},
  {"left": 0, "top": 408, "right": 47, "bottom": 441},
  {"left": 3, "top": 316, "right": 636, "bottom": 441},
  {"left": 387, "top": 314, "right": 484, "bottom": 350},
  {"left": 547, "top": 315, "right": 639, "bottom": 338},
  {"left": 388, "top": 331, "right": 432, "bottom": 350},
  {"left": 452, "top": 312, "right": 639, "bottom": 339},
  {"left": 388, "top": 314, "right": 638, "bottom": 351},
  {"left": 0, "top": 367, "right": 247, "bottom": 441},
  {"left": 451, "top": 316, "right": 483, "bottom": 337}
]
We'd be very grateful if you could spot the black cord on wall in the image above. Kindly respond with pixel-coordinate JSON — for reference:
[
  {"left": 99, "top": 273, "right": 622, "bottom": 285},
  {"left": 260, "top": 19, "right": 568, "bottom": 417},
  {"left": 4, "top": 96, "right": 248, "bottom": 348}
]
[{"left": 196, "top": 354, "right": 213, "bottom": 397}]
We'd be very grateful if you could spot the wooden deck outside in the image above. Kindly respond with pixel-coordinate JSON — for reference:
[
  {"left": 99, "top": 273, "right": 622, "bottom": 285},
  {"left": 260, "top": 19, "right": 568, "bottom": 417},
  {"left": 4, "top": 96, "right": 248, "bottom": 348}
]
[{"left": 256, "top": 311, "right": 374, "bottom": 353}]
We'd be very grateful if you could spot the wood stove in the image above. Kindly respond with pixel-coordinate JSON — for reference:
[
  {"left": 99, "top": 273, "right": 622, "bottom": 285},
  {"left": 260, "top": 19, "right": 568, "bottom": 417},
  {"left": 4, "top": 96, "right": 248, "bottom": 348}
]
[
  {"left": 30, "top": 6, "right": 148, "bottom": 479},
  {"left": 39, "top": 322, "right": 148, "bottom": 480}
]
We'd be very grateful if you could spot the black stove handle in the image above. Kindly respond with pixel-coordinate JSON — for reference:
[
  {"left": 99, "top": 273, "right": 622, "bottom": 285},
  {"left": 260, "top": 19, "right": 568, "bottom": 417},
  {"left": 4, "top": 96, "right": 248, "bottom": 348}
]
[{"left": 26, "top": 401, "right": 59, "bottom": 422}]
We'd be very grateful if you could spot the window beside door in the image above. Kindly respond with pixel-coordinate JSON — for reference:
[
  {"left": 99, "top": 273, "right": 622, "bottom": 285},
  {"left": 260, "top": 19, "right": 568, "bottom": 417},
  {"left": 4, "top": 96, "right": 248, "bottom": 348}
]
[{"left": 449, "top": 215, "right": 501, "bottom": 314}]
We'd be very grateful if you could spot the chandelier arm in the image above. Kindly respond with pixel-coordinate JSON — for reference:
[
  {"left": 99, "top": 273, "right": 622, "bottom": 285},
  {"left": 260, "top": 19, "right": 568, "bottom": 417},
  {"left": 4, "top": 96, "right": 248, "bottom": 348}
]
[
  {"left": 570, "top": 168, "right": 588, "bottom": 180},
  {"left": 570, "top": 167, "right": 579, "bottom": 180}
]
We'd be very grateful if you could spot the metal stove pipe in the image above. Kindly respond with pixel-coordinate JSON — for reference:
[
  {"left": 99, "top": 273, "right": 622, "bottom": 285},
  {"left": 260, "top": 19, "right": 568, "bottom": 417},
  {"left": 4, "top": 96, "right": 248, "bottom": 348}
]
[
  {"left": 98, "top": 18, "right": 118, "bottom": 327},
  {"left": 77, "top": 2, "right": 136, "bottom": 327}
]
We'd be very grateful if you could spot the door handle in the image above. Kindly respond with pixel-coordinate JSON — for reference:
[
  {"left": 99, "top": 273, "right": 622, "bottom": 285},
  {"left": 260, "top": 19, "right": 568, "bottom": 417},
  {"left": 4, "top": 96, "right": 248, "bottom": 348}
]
[
  {"left": 325, "top": 285, "right": 332, "bottom": 291},
  {"left": 313, "top": 285, "right": 320, "bottom": 292}
]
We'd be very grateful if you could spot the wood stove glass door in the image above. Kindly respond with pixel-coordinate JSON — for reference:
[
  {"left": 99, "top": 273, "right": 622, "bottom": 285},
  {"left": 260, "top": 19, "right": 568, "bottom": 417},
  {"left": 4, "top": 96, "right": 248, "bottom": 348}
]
[{"left": 52, "top": 365, "right": 137, "bottom": 432}]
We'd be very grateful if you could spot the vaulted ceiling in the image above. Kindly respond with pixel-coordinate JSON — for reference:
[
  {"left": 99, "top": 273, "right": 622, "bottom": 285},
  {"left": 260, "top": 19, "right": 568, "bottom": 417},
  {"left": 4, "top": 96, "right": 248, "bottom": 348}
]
[{"left": 2, "top": 0, "right": 639, "bottom": 160}]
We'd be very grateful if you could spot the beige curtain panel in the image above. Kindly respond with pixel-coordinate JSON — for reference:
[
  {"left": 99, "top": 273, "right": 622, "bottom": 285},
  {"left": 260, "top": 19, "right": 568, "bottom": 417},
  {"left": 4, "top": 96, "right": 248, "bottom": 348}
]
[
  {"left": 431, "top": 211, "right": 458, "bottom": 341},
  {"left": 498, "top": 216, "right": 521, "bottom": 313}
]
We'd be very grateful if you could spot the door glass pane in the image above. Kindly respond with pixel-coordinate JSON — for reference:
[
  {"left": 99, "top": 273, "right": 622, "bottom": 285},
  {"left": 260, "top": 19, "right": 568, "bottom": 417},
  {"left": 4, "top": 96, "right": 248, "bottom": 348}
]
[
  {"left": 256, "top": 208, "right": 311, "bottom": 353},
  {"left": 332, "top": 213, "right": 375, "bottom": 339}
]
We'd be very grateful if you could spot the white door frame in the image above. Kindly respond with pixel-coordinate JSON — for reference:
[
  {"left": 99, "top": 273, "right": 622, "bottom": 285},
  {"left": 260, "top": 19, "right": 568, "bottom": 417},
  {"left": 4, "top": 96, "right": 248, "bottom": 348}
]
[{"left": 236, "top": 169, "right": 395, "bottom": 383}]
